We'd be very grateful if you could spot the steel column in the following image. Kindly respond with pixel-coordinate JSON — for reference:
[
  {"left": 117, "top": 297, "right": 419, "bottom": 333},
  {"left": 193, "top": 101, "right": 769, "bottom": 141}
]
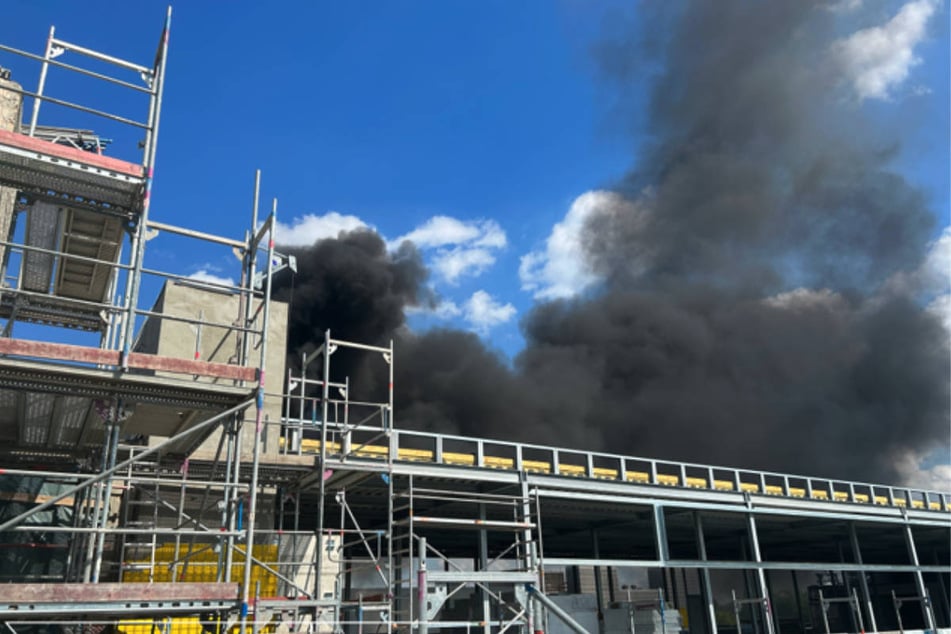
[
  {"left": 695, "top": 512, "right": 718, "bottom": 634},
  {"left": 746, "top": 515, "right": 775, "bottom": 634},
  {"left": 849, "top": 522, "right": 878, "bottom": 632},
  {"left": 903, "top": 523, "right": 936, "bottom": 631}
]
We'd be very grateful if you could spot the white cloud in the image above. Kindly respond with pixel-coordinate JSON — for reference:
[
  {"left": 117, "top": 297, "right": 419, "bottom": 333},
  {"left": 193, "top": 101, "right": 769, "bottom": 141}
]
[
  {"left": 406, "top": 299, "right": 461, "bottom": 319},
  {"left": 432, "top": 248, "right": 497, "bottom": 284},
  {"left": 394, "top": 216, "right": 507, "bottom": 283},
  {"left": 832, "top": 0, "right": 938, "bottom": 100},
  {"left": 520, "top": 190, "right": 630, "bottom": 300},
  {"left": 187, "top": 269, "right": 236, "bottom": 288},
  {"left": 274, "top": 212, "right": 368, "bottom": 247},
  {"left": 394, "top": 216, "right": 489, "bottom": 249},
  {"left": 893, "top": 449, "right": 951, "bottom": 491},
  {"left": 763, "top": 288, "right": 848, "bottom": 311},
  {"left": 882, "top": 226, "right": 950, "bottom": 329},
  {"left": 463, "top": 290, "right": 516, "bottom": 334}
]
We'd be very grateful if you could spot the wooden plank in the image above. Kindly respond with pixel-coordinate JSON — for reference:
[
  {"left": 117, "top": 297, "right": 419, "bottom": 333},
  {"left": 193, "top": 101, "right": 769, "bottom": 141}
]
[
  {"left": 0, "top": 337, "right": 119, "bottom": 365},
  {"left": 0, "top": 582, "right": 239, "bottom": 603},
  {"left": 0, "top": 338, "right": 257, "bottom": 382},
  {"left": 127, "top": 352, "right": 258, "bottom": 382},
  {"left": 0, "top": 129, "right": 143, "bottom": 178}
]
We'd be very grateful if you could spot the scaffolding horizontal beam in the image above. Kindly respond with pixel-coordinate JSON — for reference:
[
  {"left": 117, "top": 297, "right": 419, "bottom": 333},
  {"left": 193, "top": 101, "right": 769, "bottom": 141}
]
[
  {"left": 0, "top": 337, "right": 258, "bottom": 382},
  {"left": 0, "top": 581, "right": 238, "bottom": 604},
  {"left": 427, "top": 571, "right": 537, "bottom": 584},
  {"left": 405, "top": 516, "right": 535, "bottom": 531}
]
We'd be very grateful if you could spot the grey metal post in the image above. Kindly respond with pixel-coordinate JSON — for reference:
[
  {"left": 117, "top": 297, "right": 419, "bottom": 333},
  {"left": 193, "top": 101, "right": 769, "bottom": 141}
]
[
  {"left": 817, "top": 589, "right": 831, "bottom": 634},
  {"left": 747, "top": 515, "right": 775, "bottom": 634},
  {"left": 418, "top": 536, "right": 428, "bottom": 634},
  {"left": 120, "top": 7, "right": 170, "bottom": 364},
  {"left": 791, "top": 572, "right": 805, "bottom": 634},
  {"left": 892, "top": 590, "right": 904, "bottom": 634},
  {"left": 82, "top": 418, "right": 112, "bottom": 582},
  {"left": 92, "top": 416, "right": 121, "bottom": 581},
  {"left": 654, "top": 505, "right": 669, "bottom": 563},
  {"left": 732, "top": 590, "right": 741, "bottom": 634},
  {"left": 593, "top": 529, "right": 605, "bottom": 634},
  {"left": 479, "top": 502, "right": 491, "bottom": 634},
  {"left": 27, "top": 26, "right": 54, "bottom": 136},
  {"left": 386, "top": 471, "right": 395, "bottom": 633},
  {"left": 659, "top": 587, "right": 667, "bottom": 634},
  {"left": 849, "top": 522, "right": 878, "bottom": 632},
  {"left": 695, "top": 512, "right": 719, "bottom": 634},
  {"left": 172, "top": 457, "right": 188, "bottom": 581},
  {"left": 224, "top": 413, "right": 241, "bottom": 580},
  {"left": 240, "top": 201, "right": 277, "bottom": 634},
  {"left": 852, "top": 588, "right": 866, "bottom": 634},
  {"left": 903, "top": 523, "right": 936, "bottom": 632},
  {"left": 315, "top": 328, "right": 331, "bottom": 610}
]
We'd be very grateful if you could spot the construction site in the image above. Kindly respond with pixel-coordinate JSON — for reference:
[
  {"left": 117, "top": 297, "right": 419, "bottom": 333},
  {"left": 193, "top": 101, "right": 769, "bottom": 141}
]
[{"left": 0, "top": 9, "right": 948, "bottom": 634}]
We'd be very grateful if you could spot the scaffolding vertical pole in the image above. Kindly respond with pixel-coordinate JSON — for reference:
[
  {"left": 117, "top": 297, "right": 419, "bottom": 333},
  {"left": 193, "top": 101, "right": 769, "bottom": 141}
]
[
  {"left": 92, "top": 414, "right": 121, "bottom": 582},
  {"left": 27, "top": 26, "right": 54, "bottom": 136},
  {"left": 241, "top": 170, "right": 262, "bottom": 370},
  {"left": 746, "top": 515, "right": 775, "bottom": 634},
  {"left": 220, "top": 415, "right": 237, "bottom": 580},
  {"left": 171, "top": 458, "right": 189, "bottom": 581},
  {"left": 388, "top": 339, "right": 394, "bottom": 432},
  {"left": 240, "top": 201, "right": 276, "bottom": 633},
  {"left": 903, "top": 523, "right": 936, "bottom": 632},
  {"left": 418, "top": 536, "right": 428, "bottom": 634},
  {"left": 387, "top": 470, "right": 395, "bottom": 634},
  {"left": 695, "top": 512, "right": 718, "bottom": 634},
  {"left": 315, "top": 328, "right": 332, "bottom": 611},
  {"left": 83, "top": 415, "right": 115, "bottom": 582},
  {"left": 849, "top": 522, "right": 877, "bottom": 633},
  {"left": 479, "top": 501, "right": 491, "bottom": 634},
  {"left": 120, "top": 7, "right": 170, "bottom": 366}
]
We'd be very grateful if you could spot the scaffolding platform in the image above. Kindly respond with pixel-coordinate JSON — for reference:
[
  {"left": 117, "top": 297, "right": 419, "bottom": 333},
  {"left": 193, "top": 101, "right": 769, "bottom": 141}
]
[
  {"left": 0, "top": 341, "right": 256, "bottom": 457},
  {"left": 0, "top": 128, "right": 145, "bottom": 214},
  {"left": 0, "top": 582, "right": 238, "bottom": 617}
]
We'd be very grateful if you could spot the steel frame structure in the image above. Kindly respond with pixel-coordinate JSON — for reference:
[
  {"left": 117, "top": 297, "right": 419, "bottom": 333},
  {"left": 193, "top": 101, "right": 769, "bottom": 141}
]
[{"left": 0, "top": 11, "right": 947, "bottom": 634}]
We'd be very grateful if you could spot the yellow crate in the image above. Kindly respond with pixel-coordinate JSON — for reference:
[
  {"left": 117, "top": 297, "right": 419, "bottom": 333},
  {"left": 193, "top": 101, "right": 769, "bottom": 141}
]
[{"left": 123, "top": 543, "right": 280, "bottom": 596}]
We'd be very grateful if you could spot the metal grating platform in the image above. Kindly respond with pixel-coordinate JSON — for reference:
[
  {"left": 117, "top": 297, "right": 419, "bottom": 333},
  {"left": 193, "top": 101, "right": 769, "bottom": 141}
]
[
  {"left": 0, "top": 292, "right": 107, "bottom": 331},
  {"left": 0, "top": 129, "right": 144, "bottom": 214}
]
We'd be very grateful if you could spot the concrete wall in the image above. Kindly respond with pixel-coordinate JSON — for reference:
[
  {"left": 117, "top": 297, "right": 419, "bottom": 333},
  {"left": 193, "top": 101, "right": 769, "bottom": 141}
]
[
  {"left": 0, "top": 75, "right": 23, "bottom": 271},
  {"left": 135, "top": 280, "right": 289, "bottom": 457}
]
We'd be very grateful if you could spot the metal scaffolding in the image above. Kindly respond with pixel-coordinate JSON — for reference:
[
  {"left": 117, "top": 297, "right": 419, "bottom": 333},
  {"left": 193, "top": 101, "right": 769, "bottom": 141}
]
[{"left": 0, "top": 11, "right": 947, "bottom": 634}]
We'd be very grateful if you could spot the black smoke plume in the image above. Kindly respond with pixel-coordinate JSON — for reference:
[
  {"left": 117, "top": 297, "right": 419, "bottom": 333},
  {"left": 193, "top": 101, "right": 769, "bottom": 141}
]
[{"left": 272, "top": 1, "right": 949, "bottom": 484}]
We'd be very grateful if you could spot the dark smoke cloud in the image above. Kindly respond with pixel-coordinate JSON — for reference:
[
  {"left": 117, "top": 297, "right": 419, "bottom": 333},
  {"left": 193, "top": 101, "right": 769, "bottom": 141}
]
[{"left": 273, "top": 1, "right": 949, "bottom": 484}]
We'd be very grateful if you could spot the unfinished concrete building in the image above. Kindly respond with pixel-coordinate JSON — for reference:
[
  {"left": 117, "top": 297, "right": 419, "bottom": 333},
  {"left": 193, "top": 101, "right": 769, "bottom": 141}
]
[{"left": 0, "top": 12, "right": 948, "bottom": 634}]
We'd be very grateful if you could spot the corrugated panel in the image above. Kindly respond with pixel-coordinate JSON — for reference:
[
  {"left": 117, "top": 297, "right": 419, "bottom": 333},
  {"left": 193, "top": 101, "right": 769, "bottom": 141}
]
[
  {"left": 0, "top": 389, "right": 16, "bottom": 408},
  {"left": 22, "top": 201, "right": 60, "bottom": 292},
  {"left": 50, "top": 395, "right": 90, "bottom": 448},
  {"left": 21, "top": 392, "right": 54, "bottom": 445}
]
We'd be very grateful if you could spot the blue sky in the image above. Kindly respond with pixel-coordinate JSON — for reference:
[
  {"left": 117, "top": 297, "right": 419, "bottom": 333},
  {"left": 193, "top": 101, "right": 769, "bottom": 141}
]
[{"left": 1, "top": 0, "right": 948, "bottom": 360}]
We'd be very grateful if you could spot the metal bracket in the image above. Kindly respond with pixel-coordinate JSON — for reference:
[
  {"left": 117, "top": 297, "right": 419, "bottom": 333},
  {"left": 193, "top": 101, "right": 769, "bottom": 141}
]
[
  {"left": 49, "top": 46, "right": 65, "bottom": 59},
  {"left": 382, "top": 352, "right": 391, "bottom": 365},
  {"left": 426, "top": 584, "right": 448, "bottom": 620}
]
